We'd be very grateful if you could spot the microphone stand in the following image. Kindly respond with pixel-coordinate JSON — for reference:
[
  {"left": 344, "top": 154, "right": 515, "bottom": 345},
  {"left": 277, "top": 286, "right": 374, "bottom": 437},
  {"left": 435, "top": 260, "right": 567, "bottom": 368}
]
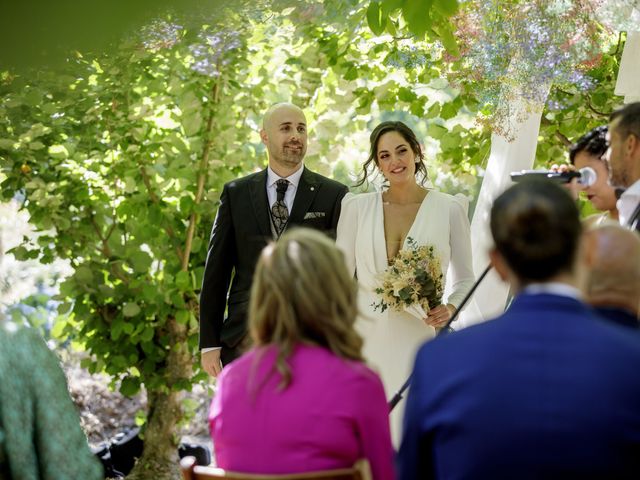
[{"left": 388, "top": 263, "right": 493, "bottom": 412}]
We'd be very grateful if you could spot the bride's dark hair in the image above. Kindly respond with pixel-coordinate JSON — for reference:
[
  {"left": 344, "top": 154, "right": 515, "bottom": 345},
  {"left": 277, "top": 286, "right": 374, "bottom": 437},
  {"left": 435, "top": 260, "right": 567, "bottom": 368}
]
[{"left": 354, "top": 120, "right": 428, "bottom": 188}]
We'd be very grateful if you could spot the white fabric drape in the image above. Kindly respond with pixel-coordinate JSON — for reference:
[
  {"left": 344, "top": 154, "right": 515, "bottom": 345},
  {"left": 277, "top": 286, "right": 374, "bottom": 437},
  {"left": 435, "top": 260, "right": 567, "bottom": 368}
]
[
  {"left": 455, "top": 101, "right": 549, "bottom": 328},
  {"left": 616, "top": 31, "right": 640, "bottom": 104}
]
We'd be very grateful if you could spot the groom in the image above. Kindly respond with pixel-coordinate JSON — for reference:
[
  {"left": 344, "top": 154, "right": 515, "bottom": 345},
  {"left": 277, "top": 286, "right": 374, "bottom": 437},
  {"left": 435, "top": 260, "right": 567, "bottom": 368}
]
[{"left": 199, "top": 103, "right": 348, "bottom": 376}]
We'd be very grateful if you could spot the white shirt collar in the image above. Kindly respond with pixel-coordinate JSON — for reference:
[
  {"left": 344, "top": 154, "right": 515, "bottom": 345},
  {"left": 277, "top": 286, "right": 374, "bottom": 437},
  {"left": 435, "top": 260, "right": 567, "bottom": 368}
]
[
  {"left": 523, "top": 282, "right": 582, "bottom": 300},
  {"left": 617, "top": 179, "right": 640, "bottom": 227},
  {"left": 267, "top": 164, "right": 304, "bottom": 189}
]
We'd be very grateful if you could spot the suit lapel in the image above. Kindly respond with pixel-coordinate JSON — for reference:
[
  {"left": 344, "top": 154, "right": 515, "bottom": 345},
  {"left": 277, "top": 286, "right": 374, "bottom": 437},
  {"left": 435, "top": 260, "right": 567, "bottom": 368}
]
[
  {"left": 289, "top": 167, "right": 319, "bottom": 227},
  {"left": 249, "top": 170, "right": 272, "bottom": 238}
]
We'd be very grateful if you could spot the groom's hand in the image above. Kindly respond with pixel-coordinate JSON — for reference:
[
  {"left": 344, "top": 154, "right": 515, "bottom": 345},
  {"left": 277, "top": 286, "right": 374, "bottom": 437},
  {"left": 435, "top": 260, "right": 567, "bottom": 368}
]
[{"left": 201, "top": 349, "right": 223, "bottom": 377}]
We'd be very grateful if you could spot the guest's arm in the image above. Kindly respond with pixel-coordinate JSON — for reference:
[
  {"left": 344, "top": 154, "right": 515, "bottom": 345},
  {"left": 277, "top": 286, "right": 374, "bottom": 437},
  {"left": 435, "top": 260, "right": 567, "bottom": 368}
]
[
  {"left": 352, "top": 370, "right": 396, "bottom": 480},
  {"left": 15, "top": 329, "right": 103, "bottom": 480}
]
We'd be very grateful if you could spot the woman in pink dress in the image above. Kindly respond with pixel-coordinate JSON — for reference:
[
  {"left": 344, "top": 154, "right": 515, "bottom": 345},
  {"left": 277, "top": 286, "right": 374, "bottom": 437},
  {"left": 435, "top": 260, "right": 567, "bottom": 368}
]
[{"left": 209, "top": 228, "right": 395, "bottom": 480}]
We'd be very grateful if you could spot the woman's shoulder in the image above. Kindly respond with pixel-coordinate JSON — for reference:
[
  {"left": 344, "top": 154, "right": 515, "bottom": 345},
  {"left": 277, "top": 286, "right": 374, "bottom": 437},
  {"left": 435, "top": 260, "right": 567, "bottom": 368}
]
[
  {"left": 342, "top": 191, "right": 379, "bottom": 207},
  {"left": 428, "top": 190, "right": 469, "bottom": 213},
  {"left": 427, "top": 189, "right": 457, "bottom": 203},
  {"left": 342, "top": 192, "right": 380, "bottom": 215}
]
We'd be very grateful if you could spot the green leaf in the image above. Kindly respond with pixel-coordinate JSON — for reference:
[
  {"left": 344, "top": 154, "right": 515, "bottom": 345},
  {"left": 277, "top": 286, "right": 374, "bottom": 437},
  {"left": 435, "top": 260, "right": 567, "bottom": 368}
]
[
  {"left": 193, "top": 266, "right": 205, "bottom": 287},
  {"left": 402, "top": 0, "right": 432, "bottom": 38},
  {"left": 48, "top": 144, "right": 69, "bottom": 159},
  {"left": 175, "top": 270, "right": 191, "bottom": 292},
  {"left": 120, "top": 376, "right": 141, "bottom": 397},
  {"left": 433, "top": 23, "right": 459, "bottom": 57},
  {"left": 175, "top": 310, "right": 190, "bottom": 324},
  {"left": 440, "top": 133, "right": 461, "bottom": 151},
  {"left": 130, "top": 250, "right": 152, "bottom": 273},
  {"left": 51, "top": 318, "right": 69, "bottom": 339},
  {"left": 24, "top": 89, "right": 43, "bottom": 106},
  {"left": 386, "top": 18, "right": 398, "bottom": 36},
  {"left": 382, "top": 0, "right": 405, "bottom": 15},
  {"left": 140, "top": 326, "right": 154, "bottom": 342},
  {"left": 425, "top": 103, "right": 441, "bottom": 119},
  {"left": 75, "top": 266, "right": 93, "bottom": 284},
  {"left": 123, "top": 302, "right": 141, "bottom": 317},
  {"left": 0, "top": 139, "right": 16, "bottom": 150},
  {"left": 366, "top": 1, "right": 387, "bottom": 36},
  {"left": 179, "top": 195, "right": 194, "bottom": 214},
  {"left": 111, "top": 318, "right": 124, "bottom": 340},
  {"left": 135, "top": 410, "right": 147, "bottom": 427},
  {"left": 182, "top": 112, "right": 203, "bottom": 137},
  {"left": 398, "top": 87, "right": 417, "bottom": 102},
  {"left": 344, "top": 67, "right": 358, "bottom": 81},
  {"left": 191, "top": 237, "right": 203, "bottom": 254},
  {"left": 440, "top": 102, "right": 458, "bottom": 120},
  {"left": 433, "top": 0, "right": 458, "bottom": 16},
  {"left": 427, "top": 124, "right": 448, "bottom": 139},
  {"left": 58, "top": 302, "right": 72, "bottom": 315}
]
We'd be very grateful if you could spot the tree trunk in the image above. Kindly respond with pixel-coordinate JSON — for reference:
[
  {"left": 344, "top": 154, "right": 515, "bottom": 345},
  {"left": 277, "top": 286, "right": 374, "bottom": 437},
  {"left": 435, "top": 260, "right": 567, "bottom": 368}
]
[{"left": 127, "top": 318, "right": 192, "bottom": 480}]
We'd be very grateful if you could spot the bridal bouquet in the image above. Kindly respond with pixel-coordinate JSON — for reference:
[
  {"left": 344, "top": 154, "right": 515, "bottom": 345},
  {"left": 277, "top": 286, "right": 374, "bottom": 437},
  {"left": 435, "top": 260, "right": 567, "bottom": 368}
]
[{"left": 372, "top": 237, "right": 444, "bottom": 321}]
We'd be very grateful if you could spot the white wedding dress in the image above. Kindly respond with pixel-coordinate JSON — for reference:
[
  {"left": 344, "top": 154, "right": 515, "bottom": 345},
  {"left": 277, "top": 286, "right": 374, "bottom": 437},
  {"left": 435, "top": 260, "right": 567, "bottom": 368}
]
[{"left": 336, "top": 190, "right": 475, "bottom": 445}]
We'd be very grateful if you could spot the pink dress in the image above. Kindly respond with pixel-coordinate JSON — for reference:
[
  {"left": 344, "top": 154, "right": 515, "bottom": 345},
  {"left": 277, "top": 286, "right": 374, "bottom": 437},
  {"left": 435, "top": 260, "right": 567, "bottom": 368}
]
[{"left": 209, "top": 344, "right": 395, "bottom": 480}]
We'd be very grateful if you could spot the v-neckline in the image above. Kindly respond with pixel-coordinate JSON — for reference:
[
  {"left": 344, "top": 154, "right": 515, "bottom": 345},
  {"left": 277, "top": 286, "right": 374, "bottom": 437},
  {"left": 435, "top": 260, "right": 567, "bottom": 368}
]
[{"left": 378, "top": 191, "right": 431, "bottom": 266}]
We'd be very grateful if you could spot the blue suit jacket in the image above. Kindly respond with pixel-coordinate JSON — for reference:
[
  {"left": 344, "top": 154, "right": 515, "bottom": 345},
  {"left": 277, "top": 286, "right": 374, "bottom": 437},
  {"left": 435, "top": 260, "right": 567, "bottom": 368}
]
[{"left": 398, "top": 293, "right": 640, "bottom": 480}]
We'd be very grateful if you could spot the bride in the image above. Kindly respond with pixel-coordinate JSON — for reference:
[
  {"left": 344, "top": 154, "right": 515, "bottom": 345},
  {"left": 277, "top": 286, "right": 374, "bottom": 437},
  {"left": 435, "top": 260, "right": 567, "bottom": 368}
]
[{"left": 336, "top": 120, "right": 475, "bottom": 445}]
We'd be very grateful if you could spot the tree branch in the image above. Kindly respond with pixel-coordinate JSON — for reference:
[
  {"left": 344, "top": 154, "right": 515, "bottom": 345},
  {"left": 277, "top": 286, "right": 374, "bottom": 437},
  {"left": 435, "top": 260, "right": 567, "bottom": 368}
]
[
  {"left": 89, "top": 214, "right": 128, "bottom": 283},
  {"left": 139, "top": 165, "right": 185, "bottom": 263},
  {"left": 540, "top": 116, "right": 572, "bottom": 147},
  {"left": 181, "top": 79, "right": 220, "bottom": 272},
  {"left": 554, "top": 87, "right": 610, "bottom": 118},
  {"left": 613, "top": 31, "right": 625, "bottom": 56}
]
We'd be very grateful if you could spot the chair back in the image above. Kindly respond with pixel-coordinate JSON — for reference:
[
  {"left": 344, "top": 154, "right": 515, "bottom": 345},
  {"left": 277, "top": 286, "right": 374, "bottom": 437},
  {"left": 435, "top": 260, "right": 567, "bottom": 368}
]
[{"left": 180, "top": 457, "right": 371, "bottom": 480}]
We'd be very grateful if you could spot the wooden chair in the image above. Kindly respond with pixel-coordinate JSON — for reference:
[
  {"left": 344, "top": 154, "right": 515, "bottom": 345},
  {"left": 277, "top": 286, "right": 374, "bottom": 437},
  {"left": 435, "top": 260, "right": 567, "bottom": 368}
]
[{"left": 180, "top": 456, "right": 372, "bottom": 480}]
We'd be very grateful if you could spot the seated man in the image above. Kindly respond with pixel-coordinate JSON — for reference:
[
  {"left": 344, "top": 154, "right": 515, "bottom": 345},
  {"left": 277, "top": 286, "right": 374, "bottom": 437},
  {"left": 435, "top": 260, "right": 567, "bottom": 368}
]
[
  {"left": 398, "top": 180, "right": 640, "bottom": 479},
  {"left": 581, "top": 223, "right": 640, "bottom": 328}
]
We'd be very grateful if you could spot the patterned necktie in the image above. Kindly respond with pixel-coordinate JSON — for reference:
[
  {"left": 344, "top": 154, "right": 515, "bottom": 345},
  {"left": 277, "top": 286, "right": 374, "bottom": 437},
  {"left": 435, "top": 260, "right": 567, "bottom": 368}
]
[{"left": 271, "top": 179, "right": 290, "bottom": 238}]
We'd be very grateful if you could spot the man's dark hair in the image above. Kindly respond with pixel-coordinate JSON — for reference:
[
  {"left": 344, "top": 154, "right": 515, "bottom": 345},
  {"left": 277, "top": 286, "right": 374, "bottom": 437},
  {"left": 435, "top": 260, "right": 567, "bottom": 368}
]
[
  {"left": 569, "top": 125, "right": 608, "bottom": 164},
  {"left": 491, "top": 180, "right": 582, "bottom": 282},
  {"left": 610, "top": 102, "right": 640, "bottom": 140}
]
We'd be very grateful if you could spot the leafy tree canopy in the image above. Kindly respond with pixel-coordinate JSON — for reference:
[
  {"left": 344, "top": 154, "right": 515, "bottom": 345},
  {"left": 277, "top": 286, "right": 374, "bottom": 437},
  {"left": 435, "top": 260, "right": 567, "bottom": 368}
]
[{"left": 0, "top": 1, "right": 630, "bottom": 477}]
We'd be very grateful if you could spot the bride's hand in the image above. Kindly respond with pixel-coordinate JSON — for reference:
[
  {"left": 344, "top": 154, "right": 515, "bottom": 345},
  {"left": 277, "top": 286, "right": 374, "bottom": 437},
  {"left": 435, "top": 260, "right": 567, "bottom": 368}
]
[{"left": 425, "top": 304, "right": 456, "bottom": 329}]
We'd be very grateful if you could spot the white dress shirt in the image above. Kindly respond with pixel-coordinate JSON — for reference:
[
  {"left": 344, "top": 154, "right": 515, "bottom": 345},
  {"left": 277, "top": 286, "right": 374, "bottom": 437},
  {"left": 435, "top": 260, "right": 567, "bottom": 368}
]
[
  {"left": 617, "top": 179, "right": 640, "bottom": 228},
  {"left": 266, "top": 164, "right": 303, "bottom": 212},
  {"left": 523, "top": 282, "right": 582, "bottom": 300}
]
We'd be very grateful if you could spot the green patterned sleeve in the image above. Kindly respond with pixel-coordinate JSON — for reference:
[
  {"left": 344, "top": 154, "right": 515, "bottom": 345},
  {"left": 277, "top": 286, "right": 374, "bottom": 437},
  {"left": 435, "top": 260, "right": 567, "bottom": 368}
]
[{"left": 1, "top": 327, "right": 103, "bottom": 480}]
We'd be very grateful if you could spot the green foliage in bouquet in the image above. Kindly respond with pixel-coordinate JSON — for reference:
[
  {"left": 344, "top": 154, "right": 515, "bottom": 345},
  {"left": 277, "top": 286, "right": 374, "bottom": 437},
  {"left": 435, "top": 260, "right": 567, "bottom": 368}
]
[{"left": 373, "top": 237, "right": 444, "bottom": 314}]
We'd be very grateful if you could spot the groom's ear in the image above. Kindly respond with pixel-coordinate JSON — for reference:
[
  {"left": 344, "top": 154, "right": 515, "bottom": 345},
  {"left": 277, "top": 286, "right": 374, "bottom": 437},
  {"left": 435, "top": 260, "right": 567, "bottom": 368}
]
[
  {"left": 489, "top": 248, "right": 509, "bottom": 283},
  {"left": 260, "top": 128, "right": 268, "bottom": 145}
]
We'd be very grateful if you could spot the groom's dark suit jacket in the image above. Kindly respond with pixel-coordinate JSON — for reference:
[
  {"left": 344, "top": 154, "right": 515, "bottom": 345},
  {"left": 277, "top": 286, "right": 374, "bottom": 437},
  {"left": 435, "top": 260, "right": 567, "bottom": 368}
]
[
  {"left": 398, "top": 293, "right": 640, "bottom": 480},
  {"left": 199, "top": 167, "right": 348, "bottom": 361}
]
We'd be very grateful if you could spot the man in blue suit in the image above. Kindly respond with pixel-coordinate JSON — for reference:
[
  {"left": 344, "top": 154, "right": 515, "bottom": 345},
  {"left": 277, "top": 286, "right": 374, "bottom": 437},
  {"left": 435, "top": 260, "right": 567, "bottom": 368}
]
[{"left": 398, "top": 180, "right": 640, "bottom": 479}]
